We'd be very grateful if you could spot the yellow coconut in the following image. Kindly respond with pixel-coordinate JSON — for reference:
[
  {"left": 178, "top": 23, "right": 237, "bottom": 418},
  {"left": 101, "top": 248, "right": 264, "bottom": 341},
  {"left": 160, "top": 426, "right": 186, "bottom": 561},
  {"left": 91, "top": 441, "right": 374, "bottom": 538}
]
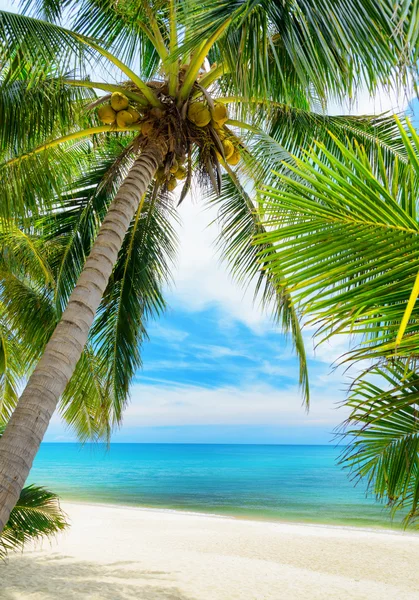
[
  {"left": 127, "top": 106, "right": 141, "bottom": 122},
  {"left": 187, "top": 103, "right": 202, "bottom": 122},
  {"left": 97, "top": 104, "right": 116, "bottom": 124},
  {"left": 169, "top": 158, "right": 179, "bottom": 174},
  {"left": 116, "top": 110, "right": 134, "bottom": 127},
  {"left": 212, "top": 102, "right": 228, "bottom": 125},
  {"left": 194, "top": 106, "right": 211, "bottom": 127},
  {"left": 222, "top": 139, "right": 234, "bottom": 160},
  {"left": 141, "top": 120, "right": 154, "bottom": 136},
  {"left": 174, "top": 166, "right": 187, "bottom": 180},
  {"left": 188, "top": 103, "right": 211, "bottom": 127},
  {"left": 167, "top": 176, "right": 177, "bottom": 191},
  {"left": 110, "top": 92, "right": 129, "bottom": 111},
  {"left": 227, "top": 150, "right": 240, "bottom": 166}
]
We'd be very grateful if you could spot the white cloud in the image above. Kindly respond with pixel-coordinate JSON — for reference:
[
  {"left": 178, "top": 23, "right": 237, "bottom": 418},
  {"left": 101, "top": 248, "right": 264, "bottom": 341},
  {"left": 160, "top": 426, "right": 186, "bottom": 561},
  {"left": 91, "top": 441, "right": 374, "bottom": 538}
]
[
  {"left": 147, "top": 322, "right": 189, "bottom": 343},
  {"left": 121, "top": 380, "right": 347, "bottom": 428},
  {"left": 167, "top": 199, "right": 272, "bottom": 332},
  {"left": 327, "top": 83, "right": 413, "bottom": 116},
  {"left": 191, "top": 343, "right": 250, "bottom": 359}
]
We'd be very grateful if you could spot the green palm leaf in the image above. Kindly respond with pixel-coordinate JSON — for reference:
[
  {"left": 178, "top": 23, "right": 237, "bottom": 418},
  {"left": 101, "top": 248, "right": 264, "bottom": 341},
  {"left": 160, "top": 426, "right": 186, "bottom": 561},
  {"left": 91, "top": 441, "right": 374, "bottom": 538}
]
[
  {"left": 0, "top": 74, "right": 97, "bottom": 157},
  {"left": 0, "top": 313, "right": 25, "bottom": 421},
  {"left": 257, "top": 117, "right": 419, "bottom": 524},
  {"left": 0, "top": 484, "right": 68, "bottom": 559},
  {"left": 181, "top": 0, "right": 418, "bottom": 105},
  {"left": 258, "top": 119, "right": 419, "bottom": 362},
  {"left": 341, "top": 361, "right": 419, "bottom": 526}
]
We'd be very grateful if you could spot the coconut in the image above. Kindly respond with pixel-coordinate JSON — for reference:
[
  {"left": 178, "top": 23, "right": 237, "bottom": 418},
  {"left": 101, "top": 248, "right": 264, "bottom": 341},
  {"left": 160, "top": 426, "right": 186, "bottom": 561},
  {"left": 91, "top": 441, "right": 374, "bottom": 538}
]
[
  {"left": 116, "top": 110, "right": 134, "bottom": 127},
  {"left": 187, "top": 103, "right": 201, "bottom": 122},
  {"left": 222, "top": 139, "right": 234, "bottom": 160},
  {"left": 110, "top": 92, "right": 129, "bottom": 111},
  {"left": 227, "top": 150, "right": 240, "bottom": 166},
  {"left": 97, "top": 105, "right": 116, "bottom": 124},
  {"left": 188, "top": 103, "right": 211, "bottom": 127},
  {"left": 169, "top": 158, "right": 179, "bottom": 174},
  {"left": 212, "top": 102, "right": 228, "bottom": 125},
  {"left": 141, "top": 120, "right": 154, "bottom": 136},
  {"left": 127, "top": 106, "right": 141, "bottom": 122},
  {"left": 174, "top": 166, "right": 187, "bottom": 180},
  {"left": 167, "top": 176, "right": 177, "bottom": 191},
  {"left": 194, "top": 107, "right": 211, "bottom": 127}
]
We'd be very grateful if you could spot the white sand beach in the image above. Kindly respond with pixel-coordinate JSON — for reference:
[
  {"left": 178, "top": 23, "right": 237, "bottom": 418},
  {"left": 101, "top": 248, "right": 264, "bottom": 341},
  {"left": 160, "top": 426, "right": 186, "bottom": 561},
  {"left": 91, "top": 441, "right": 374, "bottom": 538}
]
[{"left": 2, "top": 502, "right": 419, "bottom": 600}]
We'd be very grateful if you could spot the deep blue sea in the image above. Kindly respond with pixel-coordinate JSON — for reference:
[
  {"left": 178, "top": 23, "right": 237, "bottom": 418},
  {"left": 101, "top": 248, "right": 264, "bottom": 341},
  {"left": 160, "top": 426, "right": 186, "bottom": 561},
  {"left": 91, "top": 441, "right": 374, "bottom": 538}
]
[{"left": 28, "top": 443, "right": 398, "bottom": 529}]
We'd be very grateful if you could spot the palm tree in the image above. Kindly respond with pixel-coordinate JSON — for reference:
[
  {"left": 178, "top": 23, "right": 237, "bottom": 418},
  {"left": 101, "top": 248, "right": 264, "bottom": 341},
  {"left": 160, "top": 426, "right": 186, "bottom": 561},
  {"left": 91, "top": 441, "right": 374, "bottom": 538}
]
[
  {"left": 0, "top": 424, "right": 67, "bottom": 559},
  {"left": 256, "top": 119, "right": 419, "bottom": 525},
  {"left": 0, "top": 0, "right": 417, "bottom": 532}
]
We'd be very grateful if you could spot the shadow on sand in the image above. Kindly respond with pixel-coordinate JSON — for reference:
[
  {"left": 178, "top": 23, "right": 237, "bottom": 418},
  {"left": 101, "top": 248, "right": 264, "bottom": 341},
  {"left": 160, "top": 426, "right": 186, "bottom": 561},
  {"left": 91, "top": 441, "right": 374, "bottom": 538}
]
[{"left": 0, "top": 552, "right": 197, "bottom": 600}]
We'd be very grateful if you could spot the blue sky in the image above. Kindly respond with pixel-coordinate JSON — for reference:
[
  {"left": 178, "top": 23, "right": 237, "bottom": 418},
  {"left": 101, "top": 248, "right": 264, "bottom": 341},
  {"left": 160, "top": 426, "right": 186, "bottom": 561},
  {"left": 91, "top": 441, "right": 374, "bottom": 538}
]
[
  {"left": 47, "top": 198, "right": 376, "bottom": 444},
  {"left": 2, "top": 0, "right": 418, "bottom": 443}
]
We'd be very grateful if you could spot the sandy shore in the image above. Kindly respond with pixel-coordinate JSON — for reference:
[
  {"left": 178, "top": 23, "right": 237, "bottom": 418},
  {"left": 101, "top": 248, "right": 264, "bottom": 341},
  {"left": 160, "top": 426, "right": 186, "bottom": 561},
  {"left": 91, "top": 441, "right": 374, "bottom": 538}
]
[{"left": 1, "top": 502, "right": 419, "bottom": 600}]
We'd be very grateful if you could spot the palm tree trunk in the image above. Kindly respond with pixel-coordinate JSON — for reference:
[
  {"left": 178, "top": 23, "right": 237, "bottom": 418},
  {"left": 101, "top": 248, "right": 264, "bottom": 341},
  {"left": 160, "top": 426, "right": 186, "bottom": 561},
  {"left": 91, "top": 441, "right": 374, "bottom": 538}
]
[{"left": 0, "top": 140, "right": 165, "bottom": 532}]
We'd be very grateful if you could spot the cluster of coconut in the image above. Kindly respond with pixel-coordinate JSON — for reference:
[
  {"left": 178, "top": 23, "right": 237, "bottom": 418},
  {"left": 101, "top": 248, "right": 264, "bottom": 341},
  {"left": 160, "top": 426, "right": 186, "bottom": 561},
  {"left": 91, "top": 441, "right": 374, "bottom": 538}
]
[
  {"left": 97, "top": 92, "right": 241, "bottom": 193},
  {"left": 155, "top": 158, "right": 187, "bottom": 191},
  {"left": 187, "top": 101, "right": 240, "bottom": 166},
  {"left": 97, "top": 92, "right": 141, "bottom": 127}
]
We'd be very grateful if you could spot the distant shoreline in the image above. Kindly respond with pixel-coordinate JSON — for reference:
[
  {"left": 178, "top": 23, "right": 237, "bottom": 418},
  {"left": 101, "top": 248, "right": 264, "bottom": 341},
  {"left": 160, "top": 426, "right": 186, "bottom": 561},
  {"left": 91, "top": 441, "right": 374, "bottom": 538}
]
[
  {"left": 41, "top": 441, "right": 345, "bottom": 446},
  {"left": 61, "top": 499, "right": 417, "bottom": 537}
]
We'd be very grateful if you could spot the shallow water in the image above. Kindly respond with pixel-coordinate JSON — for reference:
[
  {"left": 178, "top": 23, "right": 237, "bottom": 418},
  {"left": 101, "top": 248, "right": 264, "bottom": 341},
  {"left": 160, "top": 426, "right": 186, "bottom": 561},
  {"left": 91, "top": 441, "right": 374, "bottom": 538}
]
[{"left": 29, "top": 443, "right": 398, "bottom": 529}]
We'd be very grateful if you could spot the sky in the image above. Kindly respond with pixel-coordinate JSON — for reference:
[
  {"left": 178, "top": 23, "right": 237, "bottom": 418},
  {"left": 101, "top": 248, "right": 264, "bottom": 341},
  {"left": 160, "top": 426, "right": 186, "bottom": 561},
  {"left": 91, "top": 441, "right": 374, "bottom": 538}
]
[{"left": 2, "top": 0, "right": 418, "bottom": 443}]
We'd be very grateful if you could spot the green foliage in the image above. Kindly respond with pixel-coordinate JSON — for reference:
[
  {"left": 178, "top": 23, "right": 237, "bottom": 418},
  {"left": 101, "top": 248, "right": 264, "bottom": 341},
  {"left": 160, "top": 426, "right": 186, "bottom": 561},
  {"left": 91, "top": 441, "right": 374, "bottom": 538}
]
[
  {"left": 0, "top": 485, "right": 68, "bottom": 560},
  {"left": 257, "top": 117, "right": 419, "bottom": 525},
  {"left": 341, "top": 361, "right": 419, "bottom": 526},
  {"left": 181, "top": 0, "right": 418, "bottom": 105},
  {"left": 259, "top": 119, "right": 419, "bottom": 362},
  {"left": 207, "top": 170, "right": 309, "bottom": 403}
]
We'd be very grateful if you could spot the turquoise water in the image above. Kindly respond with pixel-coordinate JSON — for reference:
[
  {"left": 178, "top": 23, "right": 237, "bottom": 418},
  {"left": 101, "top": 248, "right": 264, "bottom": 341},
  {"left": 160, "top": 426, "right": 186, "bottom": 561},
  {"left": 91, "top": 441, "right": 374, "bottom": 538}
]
[{"left": 28, "top": 443, "right": 397, "bottom": 529}]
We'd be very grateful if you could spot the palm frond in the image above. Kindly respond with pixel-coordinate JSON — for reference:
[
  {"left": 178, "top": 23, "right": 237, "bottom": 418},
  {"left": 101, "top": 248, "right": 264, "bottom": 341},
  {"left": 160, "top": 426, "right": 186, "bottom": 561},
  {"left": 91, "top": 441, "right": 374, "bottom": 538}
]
[
  {"left": 181, "top": 0, "right": 418, "bottom": 105},
  {"left": 341, "top": 361, "right": 419, "bottom": 526},
  {"left": 0, "top": 484, "right": 68, "bottom": 559},
  {"left": 0, "top": 137, "right": 97, "bottom": 220},
  {"left": 0, "top": 75, "right": 97, "bottom": 157},
  {"left": 208, "top": 170, "right": 309, "bottom": 403},
  {"left": 60, "top": 344, "right": 114, "bottom": 441},
  {"left": 0, "top": 312, "right": 25, "bottom": 422},
  {"left": 0, "top": 10, "right": 94, "bottom": 85},
  {"left": 258, "top": 118, "right": 419, "bottom": 363}
]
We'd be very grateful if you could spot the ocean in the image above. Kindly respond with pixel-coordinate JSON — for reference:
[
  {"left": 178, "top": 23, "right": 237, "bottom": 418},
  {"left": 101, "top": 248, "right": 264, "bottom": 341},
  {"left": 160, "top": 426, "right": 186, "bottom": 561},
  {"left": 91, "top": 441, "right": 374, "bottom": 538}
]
[{"left": 28, "top": 443, "right": 398, "bottom": 529}]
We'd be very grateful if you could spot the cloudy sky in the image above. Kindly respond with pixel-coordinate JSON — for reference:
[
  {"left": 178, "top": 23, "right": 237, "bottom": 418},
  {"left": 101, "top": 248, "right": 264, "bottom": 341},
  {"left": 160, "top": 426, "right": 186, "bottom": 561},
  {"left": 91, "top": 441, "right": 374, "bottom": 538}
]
[{"left": 2, "top": 0, "right": 417, "bottom": 443}]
